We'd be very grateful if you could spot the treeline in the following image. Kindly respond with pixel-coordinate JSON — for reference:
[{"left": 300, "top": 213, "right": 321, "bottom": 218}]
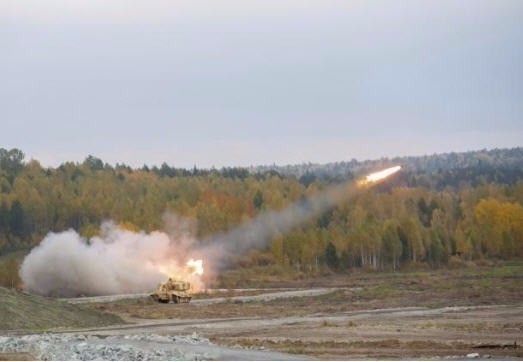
[
  {"left": 251, "top": 147, "right": 523, "bottom": 187},
  {"left": 0, "top": 148, "right": 522, "bottom": 274}
]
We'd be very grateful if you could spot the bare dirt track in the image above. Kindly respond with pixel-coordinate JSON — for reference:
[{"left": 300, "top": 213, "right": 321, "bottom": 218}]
[{"left": 67, "top": 302, "right": 523, "bottom": 360}]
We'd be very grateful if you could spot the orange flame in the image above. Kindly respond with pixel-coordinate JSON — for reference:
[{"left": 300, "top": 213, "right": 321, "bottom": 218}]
[{"left": 186, "top": 258, "right": 204, "bottom": 276}]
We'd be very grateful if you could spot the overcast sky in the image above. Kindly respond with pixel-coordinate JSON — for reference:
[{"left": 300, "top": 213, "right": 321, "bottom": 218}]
[{"left": 1, "top": 0, "right": 522, "bottom": 168}]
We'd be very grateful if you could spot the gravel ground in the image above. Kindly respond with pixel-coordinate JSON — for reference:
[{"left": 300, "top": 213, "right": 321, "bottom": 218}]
[{"left": 0, "top": 332, "right": 305, "bottom": 360}]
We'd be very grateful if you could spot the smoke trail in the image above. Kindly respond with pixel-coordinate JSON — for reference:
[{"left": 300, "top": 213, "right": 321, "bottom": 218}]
[
  {"left": 191, "top": 178, "right": 359, "bottom": 270},
  {"left": 20, "top": 219, "right": 203, "bottom": 297},
  {"left": 193, "top": 166, "right": 401, "bottom": 270}
]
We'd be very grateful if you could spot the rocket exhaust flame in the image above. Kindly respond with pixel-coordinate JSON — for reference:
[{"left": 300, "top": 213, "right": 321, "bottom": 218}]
[
  {"left": 358, "top": 165, "right": 402, "bottom": 185},
  {"left": 186, "top": 258, "right": 204, "bottom": 276},
  {"left": 152, "top": 258, "right": 204, "bottom": 279},
  {"left": 20, "top": 166, "right": 401, "bottom": 297}
]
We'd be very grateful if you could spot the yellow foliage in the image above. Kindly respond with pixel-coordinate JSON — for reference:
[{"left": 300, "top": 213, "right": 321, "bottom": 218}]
[
  {"left": 79, "top": 223, "right": 100, "bottom": 238},
  {"left": 118, "top": 221, "right": 140, "bottom": 232},
  {"left": 473, "top": 198, "right": 523, "bottom": 258}
]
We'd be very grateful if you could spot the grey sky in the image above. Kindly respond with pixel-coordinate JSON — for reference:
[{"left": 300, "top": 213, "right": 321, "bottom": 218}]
[{"left": 1, "top": 0, "right": 522, "bottom": 168}]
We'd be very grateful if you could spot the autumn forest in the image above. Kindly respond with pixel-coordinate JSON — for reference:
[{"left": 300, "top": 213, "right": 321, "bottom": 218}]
[{"left": 0, "top": 147, "right": 522, "bottom": 286}]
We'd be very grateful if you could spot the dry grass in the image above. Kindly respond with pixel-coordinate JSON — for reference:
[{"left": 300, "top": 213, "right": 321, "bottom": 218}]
[
  {"left": 0, "top": 352, "right": 35, "bottom": 361},
  {"left": 0, "top": 287, "right": 124, "bottom": 330},
  {"left": 320, "top": 319, "right": 338, "bottom": 327}
]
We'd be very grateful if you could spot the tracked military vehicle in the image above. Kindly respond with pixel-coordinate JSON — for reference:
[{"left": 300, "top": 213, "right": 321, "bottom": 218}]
[{"left": 150, "top": 278, "right": 192, "bottom": 303}]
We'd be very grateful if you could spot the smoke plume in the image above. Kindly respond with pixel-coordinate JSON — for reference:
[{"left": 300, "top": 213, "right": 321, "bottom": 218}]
[{"left": 20, "top": 218, "right": 203, "bottom": 297}]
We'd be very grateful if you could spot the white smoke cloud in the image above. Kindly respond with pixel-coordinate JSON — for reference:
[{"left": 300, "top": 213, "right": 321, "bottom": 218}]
[{"left": 20, "top": 220, "right": 203, "bottom": 297}]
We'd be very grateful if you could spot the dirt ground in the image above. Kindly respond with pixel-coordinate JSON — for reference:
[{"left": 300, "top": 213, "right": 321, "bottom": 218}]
[
  {"left": 0, "top": 352, "right": 35, "bottom": 361},
  {"left": 83, "top": 263, "right": 523, "bottom": 359}
]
